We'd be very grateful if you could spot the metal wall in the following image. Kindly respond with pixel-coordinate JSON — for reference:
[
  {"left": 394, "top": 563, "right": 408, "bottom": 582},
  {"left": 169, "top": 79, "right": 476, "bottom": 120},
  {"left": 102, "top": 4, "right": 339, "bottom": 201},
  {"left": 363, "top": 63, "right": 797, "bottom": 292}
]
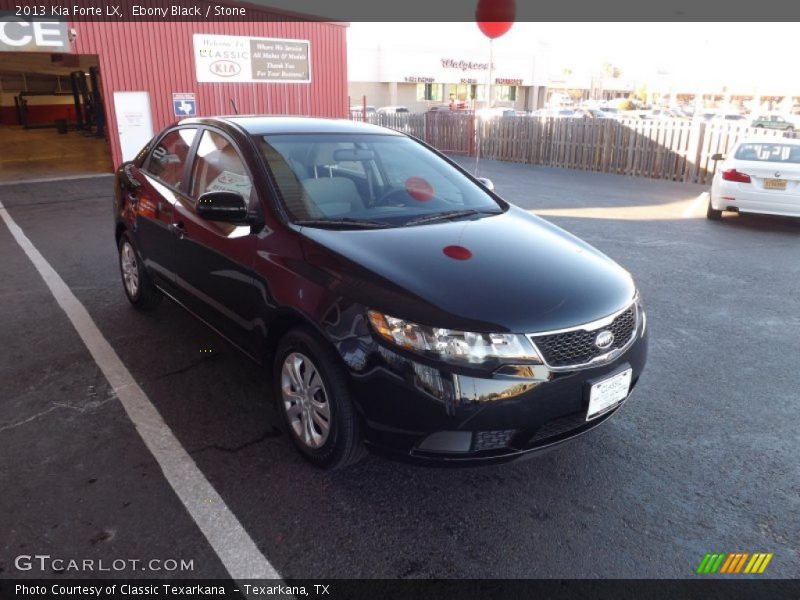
[{"left": 69, "top": 17, "right": 348, "bottom": 167}]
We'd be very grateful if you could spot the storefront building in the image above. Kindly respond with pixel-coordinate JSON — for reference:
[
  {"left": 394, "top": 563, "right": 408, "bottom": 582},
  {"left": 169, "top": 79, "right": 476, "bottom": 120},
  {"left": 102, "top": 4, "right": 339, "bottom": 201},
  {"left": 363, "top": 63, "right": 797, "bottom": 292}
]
[
  {"left": 0, "top": 5, "right": 347, "bottom": 171},
  {"left": 348, "top": 40, "right": 548, "bottom": 113}
]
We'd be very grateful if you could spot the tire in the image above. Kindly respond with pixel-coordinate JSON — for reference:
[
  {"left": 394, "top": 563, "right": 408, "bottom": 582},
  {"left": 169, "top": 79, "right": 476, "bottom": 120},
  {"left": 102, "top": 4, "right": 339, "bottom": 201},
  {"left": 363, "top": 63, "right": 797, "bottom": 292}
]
[
  {"left": 706, "top": 195, "right": 722, "bottom": 221},
  {"left": 273, "top": 327, "right": 366, "bottom": 469},
  {"left": 118, "top": 231, "right": 162, "bottom": 310}
]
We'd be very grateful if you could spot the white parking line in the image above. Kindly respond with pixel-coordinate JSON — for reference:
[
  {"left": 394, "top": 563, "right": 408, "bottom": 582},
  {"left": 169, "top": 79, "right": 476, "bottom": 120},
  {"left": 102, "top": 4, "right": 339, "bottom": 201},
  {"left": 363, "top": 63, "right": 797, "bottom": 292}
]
[
  {"left": 682, "top": 191, "right": 710, "bottom": 218},
  {"left": 0, "top": 200, "right": 281, "bottom": 580}
]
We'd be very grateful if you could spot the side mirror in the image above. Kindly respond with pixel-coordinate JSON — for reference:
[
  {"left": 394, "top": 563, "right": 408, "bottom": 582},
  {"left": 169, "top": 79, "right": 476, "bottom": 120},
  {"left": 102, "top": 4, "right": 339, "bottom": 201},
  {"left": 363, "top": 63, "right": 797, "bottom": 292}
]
[
  {"left": 711, "top": 153, "right": 725, "bottom": 161},
  {"left": 477, "top": 177, "right": 495, "bottom": 191},
  {"left": 197, "top": 191, "right": 249, "bottom": 223}
]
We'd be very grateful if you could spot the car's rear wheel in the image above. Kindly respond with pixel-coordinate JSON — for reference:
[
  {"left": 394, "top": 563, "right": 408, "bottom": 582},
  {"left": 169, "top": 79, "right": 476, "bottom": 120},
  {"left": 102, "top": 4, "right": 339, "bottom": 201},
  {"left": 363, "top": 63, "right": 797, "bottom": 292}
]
[
  {"left": 706, "top": 196, "right": 722, "bottom": 220},
  {"left": 118, "top": 232, "right": 162, "bottom": 310},
  {"left": 274, "top": 328, "right": 366, "bottom": 469}
]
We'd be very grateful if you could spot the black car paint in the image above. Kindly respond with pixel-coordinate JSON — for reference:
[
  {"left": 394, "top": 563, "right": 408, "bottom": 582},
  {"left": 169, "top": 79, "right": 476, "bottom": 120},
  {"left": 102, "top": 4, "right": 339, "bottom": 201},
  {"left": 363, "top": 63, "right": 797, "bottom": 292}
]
[{"left": 114, "top": 116, "right": 648, "bottom": 464}]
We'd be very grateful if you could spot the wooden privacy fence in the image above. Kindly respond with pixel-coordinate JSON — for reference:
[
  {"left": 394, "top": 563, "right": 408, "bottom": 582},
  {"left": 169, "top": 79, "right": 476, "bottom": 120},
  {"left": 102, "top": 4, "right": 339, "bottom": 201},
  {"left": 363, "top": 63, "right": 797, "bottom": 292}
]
[
  {"left": 478, "top": 117, "right": 799, "bottom": 184},
  {"left": 352, "top": 112, "right": 475, "bottom": 155},
  {"left": 351, "top": 112, "right": 799, "bottom": 185}
]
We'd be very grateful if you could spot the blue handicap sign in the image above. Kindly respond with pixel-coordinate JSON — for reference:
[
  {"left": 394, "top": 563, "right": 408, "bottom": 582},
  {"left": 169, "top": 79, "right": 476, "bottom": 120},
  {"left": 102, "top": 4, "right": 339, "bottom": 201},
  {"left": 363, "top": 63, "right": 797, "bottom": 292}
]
[{"left": 173, "top": 96, "right": 196, "bottom": 117}]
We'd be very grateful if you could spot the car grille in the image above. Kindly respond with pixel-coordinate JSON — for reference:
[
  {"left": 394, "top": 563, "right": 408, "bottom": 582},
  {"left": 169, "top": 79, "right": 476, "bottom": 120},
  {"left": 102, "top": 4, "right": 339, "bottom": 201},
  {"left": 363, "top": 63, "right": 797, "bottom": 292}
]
[{"left": 530, "top": 305, "right": 637, "bottom": 368}]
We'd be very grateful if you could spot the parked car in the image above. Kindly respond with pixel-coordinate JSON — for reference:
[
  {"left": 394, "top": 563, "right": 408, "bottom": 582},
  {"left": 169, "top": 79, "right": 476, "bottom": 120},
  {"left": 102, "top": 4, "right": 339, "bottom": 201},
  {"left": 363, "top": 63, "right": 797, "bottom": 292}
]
[
  {"left": 114, "top": 116, "right": 648, "bottom": 468},
  {"left": 475, "top": 107, "right": 519, "bottom": 118},
  {"left": 575, "top": 108, "right": 612, "bottom": 119},
  {"left": 349, "top": 105, "right": 376, "bottom": 116},
  {"left": 377, "top": 106, "right": 410, "bottom": 114},
  {"left": 646, "top": 108, "right": 690, "bottom": 120},
  {"left": 751, "top": 114, "right": 794, "bottom": 131},
  {"left": 597, "top": 106, "right": 621, "bottom": 117},
  {"left": 694, "top": 112, "right": 717, "bottom": 122},
  {"left": 707, "top": 138, "right": 800, "bottom": 220},
  {"left": 713, "top": 113, "right": 748, "bottom": 123}
]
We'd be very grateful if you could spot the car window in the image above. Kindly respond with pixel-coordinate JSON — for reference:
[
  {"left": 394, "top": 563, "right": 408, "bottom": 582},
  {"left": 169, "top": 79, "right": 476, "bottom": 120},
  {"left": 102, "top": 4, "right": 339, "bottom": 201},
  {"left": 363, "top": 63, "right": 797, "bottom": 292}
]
[
  {"left": 190, "top": 130, "right": 253, "bottom": 203},
  {"left": 145, "top": 128, "right": 197, "bottom": 189},
  {"left": 257, "top": 133, "right": 503, "bottom": 226},
  {"left": 734, "top": 143, "right": 800, "bottom": 163}
]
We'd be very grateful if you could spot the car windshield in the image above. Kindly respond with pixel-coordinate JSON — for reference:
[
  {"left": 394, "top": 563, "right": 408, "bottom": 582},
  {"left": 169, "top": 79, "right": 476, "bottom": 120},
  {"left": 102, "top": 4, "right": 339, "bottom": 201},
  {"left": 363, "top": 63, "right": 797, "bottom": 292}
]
[
  {"left": 256, "top": 133, "right": 503, "bottom": 227},
  {"left": 734, "top": 143, "right": 800, "bottom": 163}
]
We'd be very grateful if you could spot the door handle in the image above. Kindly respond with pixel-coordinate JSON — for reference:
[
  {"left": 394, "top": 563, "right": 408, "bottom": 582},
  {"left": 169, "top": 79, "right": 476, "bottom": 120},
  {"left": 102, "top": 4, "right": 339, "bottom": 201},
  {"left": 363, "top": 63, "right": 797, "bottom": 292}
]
[{"left": 170, "top": 222, "right": 188, "bottom": 239}]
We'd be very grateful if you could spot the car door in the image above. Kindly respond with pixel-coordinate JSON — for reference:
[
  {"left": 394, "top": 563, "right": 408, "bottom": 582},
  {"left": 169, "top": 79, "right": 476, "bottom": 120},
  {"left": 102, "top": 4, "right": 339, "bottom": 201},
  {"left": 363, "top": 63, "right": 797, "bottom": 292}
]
[
  {"left": 170, "top": 127, "right": 262, "bottom": 355},
  {"left": 132, "top": 127, "right": 198, "bottom": 290}
]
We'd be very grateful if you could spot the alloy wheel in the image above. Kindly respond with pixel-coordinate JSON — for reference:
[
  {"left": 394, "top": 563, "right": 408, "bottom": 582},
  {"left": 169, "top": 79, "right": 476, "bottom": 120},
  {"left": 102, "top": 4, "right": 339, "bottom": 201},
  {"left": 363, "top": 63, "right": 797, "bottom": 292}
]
[
  {"left": 121, "top": 242, "right": 140, "bottom": 297},
  {"left": 281, "top": 352, "right": 331, "bottom": 449}
]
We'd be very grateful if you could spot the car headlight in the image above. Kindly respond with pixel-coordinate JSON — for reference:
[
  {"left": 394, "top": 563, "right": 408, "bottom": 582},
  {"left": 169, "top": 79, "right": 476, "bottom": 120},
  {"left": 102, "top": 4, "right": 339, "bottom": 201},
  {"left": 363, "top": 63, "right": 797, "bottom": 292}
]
[{"left": 367, "top": 310, "right": 542, "bottom": 365}]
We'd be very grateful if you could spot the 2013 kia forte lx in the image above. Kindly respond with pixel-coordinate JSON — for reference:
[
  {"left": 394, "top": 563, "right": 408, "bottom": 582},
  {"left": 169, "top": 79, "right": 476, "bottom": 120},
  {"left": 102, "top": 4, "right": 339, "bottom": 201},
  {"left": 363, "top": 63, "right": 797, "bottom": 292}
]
[{"left": 113, "top": 116, "right": 648, "bottom": 468}]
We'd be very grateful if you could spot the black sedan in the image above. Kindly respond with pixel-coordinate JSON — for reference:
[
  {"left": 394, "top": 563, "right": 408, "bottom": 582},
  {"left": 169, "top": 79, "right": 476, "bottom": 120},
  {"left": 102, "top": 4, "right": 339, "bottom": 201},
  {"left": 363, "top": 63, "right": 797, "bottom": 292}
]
[{"left": 114, "top": 116, "right": 648, "bottom": 468}]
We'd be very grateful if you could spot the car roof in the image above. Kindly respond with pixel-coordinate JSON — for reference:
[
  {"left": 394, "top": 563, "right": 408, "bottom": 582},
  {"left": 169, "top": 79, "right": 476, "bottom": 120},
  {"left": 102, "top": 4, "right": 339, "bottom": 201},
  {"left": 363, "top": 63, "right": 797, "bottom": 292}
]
[
  {"left": 737, "top": 137, "right": 800, "bottom": 146},
  {"left": 177, "top": 115, "right": 403, "bottom": 136}
]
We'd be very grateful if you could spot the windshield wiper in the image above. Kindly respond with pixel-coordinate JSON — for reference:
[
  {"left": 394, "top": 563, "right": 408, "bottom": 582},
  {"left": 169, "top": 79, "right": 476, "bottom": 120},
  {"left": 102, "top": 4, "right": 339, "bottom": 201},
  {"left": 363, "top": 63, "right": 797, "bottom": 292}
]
[
  {"left": 294, "top": 218, "right": 391, "bottom": 229},
  {"left": 404, "top": 209, "right": 498, "bottom": 226}
]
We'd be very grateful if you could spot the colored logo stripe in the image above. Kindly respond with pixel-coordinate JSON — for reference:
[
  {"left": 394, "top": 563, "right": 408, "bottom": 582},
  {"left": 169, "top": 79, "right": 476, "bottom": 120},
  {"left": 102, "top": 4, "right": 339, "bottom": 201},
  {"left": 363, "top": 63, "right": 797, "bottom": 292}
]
[
  {"left": 720, "top": 553, "right": 749, "bottom": 573},
  {"left": 697, "top": 553, "right": 726, "bottom": 574},
  {"left": 744, "top": 553, "right": 774, "bottom": 574},
  {"left": 697, "top": 552, "right": 773, "bottom": 574}
]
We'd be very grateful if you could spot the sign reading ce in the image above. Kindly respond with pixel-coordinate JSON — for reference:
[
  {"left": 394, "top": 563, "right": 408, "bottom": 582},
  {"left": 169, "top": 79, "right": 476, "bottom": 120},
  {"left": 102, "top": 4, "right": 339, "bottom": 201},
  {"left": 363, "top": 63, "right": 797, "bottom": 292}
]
[{"left": 0, "top": 19, "right": 71, "bottom": 52}]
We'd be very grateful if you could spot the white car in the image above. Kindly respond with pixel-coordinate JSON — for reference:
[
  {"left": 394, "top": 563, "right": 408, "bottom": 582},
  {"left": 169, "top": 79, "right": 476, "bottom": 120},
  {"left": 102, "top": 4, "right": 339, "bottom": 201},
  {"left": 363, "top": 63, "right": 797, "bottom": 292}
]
[
  {"left": 376, "top": 105, "right": 410, "bottom": 114},
  {"left": 708, "top": 138, "right": 800, "bottom": 220}
]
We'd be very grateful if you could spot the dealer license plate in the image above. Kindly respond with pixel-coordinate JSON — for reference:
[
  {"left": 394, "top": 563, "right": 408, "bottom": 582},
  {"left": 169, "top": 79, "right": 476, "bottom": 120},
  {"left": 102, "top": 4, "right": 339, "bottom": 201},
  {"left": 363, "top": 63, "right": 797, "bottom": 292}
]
[
  {"left": 764, "top": 178, "right": 787, "bottom": 190},
  {"left": 587, "top": 368, "right": 632, "bottom": 420}
]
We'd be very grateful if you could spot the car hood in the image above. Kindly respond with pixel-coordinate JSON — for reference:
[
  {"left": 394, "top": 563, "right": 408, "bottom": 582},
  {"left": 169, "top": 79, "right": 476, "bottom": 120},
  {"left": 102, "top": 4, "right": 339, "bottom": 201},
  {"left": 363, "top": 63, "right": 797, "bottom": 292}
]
[{"left": 299, "top": 206, "right": 636, "bottom": 333}]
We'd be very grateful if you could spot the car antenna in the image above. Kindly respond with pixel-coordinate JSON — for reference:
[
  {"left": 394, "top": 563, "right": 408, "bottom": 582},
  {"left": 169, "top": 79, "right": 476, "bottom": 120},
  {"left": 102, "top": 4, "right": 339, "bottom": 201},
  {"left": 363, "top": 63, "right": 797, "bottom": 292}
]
[{"left": 230, "top": 98, "right": 240, "bottom": 115}]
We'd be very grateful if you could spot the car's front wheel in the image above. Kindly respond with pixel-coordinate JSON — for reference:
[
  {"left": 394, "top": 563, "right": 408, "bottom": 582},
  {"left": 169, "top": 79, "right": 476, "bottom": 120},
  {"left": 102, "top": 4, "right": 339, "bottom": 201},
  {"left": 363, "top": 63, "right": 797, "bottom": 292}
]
[
  {"left": 274, "top": 328, "right": 366, "bottom": 469},
  {"left": 118, "top": 231, "right": 162, "bottom": 310}
]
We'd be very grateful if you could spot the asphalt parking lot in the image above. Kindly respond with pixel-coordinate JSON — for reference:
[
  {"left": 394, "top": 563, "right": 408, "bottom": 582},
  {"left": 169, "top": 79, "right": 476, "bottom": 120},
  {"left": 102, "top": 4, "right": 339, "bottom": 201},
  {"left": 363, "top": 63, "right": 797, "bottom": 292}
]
[{"left": 1, "top": 160, "right": 798, "bottom": 580}]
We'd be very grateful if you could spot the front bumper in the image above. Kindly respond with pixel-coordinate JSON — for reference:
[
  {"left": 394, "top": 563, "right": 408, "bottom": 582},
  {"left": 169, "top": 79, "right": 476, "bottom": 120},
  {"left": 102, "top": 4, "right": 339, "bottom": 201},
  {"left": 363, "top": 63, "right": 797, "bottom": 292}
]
[{"left": 341, "top": 327, "right": 648, "bottom": 465}]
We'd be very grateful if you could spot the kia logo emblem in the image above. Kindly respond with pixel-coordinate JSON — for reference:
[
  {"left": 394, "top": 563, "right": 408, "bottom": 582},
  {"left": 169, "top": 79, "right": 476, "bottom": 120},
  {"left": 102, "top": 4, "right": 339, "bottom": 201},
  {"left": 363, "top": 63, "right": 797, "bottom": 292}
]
[
  {"left": 595, "top": 330, "right": 614, "bottom": 349},
  {"left": 209, "top": 60, "right": 241, "bottom": 77}
]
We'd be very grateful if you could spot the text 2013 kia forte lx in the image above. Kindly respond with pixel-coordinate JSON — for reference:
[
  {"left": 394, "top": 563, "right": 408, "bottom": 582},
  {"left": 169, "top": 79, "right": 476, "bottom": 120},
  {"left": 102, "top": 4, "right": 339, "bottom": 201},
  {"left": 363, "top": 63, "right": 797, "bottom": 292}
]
[{"left": 114, "top": 117, "right": 648, "bottom": 468}]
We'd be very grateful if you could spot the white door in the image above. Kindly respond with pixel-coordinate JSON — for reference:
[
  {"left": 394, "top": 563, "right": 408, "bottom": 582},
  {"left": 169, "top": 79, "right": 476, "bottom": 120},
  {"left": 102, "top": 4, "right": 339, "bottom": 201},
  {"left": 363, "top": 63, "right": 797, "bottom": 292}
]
[{"left": 113, "top": 91, "right": 154, "bottom": 162}]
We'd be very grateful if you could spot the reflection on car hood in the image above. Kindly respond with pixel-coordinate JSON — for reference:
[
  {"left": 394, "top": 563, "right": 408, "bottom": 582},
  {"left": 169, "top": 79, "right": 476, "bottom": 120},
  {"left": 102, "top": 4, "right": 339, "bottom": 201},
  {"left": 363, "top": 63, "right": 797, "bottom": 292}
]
[{"left": 299, "top": 206, "right": 636, "bottom": 333}]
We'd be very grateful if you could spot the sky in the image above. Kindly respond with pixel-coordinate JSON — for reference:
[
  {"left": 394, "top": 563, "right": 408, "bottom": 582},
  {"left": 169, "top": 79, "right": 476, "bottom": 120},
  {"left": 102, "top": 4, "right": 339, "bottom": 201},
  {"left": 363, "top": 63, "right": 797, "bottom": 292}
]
[{"left": 347, "top": 22, "right": 799, "bottom": 93}]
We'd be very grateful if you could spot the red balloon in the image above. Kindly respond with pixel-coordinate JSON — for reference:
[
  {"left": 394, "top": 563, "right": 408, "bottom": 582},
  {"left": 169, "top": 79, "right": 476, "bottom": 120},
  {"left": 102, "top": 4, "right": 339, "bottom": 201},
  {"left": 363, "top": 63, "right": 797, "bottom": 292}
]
[
  {"left": 476, "top": 0, "right": 515, "bottom": 39},
  {"left": 405, "top": 176, "right": 434, "bottom": 201}
]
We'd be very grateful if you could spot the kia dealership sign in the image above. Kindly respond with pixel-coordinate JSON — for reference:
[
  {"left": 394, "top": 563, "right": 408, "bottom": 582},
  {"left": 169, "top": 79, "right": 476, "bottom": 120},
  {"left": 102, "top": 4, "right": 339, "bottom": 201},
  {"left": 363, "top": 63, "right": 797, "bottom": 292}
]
[{"left": 192, "top": 34, "right": 310, "bottom": 83}]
